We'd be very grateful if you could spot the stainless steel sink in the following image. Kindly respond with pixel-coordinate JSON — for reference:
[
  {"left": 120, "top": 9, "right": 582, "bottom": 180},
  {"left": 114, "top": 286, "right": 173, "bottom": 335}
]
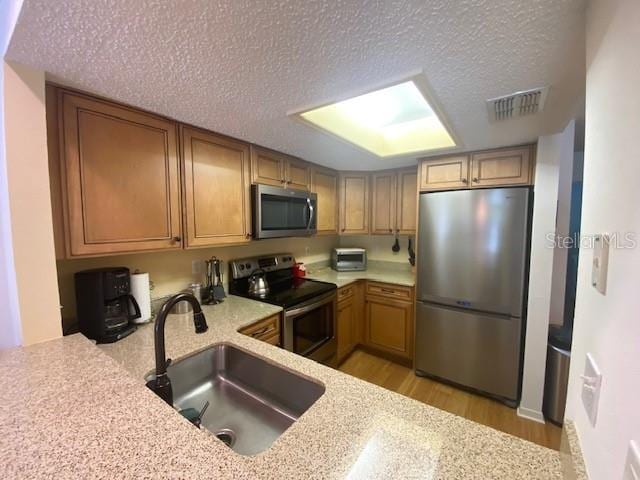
[{"left": 148, "top": 343, "right": 325, "bottom": 455}]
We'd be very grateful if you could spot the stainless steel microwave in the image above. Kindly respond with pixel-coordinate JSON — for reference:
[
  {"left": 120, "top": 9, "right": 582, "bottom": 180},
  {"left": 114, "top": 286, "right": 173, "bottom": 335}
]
[
  {"left": 332, "top": 248, "right": 367, "bottom": 271},
  {"left": 252, "top": 184, "right": 317, "bottom": 239}
]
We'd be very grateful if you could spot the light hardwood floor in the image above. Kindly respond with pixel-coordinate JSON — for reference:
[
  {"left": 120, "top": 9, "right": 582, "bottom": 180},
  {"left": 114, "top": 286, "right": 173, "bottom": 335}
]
[{"left": 339, "top": 349, "right": 562, "bottom": 450}]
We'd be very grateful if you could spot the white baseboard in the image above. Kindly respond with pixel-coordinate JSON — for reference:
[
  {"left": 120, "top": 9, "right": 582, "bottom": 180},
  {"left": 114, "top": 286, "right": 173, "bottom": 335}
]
[{"left": 517, "top": 406, "right": 546, "bottom": 424}]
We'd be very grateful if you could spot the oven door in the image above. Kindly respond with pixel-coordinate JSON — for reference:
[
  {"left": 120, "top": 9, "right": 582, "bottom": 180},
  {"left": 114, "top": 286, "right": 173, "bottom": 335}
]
[
  {"left": 283, "top": 291, "right": 337, "bottom": 365},
  {"left": 253, "top": 184, "right": 317, "bottom": 239}
]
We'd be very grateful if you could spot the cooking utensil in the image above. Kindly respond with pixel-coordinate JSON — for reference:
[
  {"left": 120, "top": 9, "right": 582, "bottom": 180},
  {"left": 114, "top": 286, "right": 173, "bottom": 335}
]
[
  {"left": 203, "top": 257, "right": 226, "bottom": 304},
  {"left": 408, "top": 237, "right": 416, "bottom": 266},
  {"left": 392, "top": 231, "right": 400, "bottom": 252}
]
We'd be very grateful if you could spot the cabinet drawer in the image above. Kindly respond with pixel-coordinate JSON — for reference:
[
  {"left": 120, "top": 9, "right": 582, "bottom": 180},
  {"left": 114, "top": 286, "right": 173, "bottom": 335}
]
[
  {"left": 262, "top": 332, "right": 281, "bottom": 347},
  {"left": 239, "top": 314, "right": 281, "bottom": 341},
  {"left": 337, "top": 284, "right": 355, "bottom": 302},
  {"left": 366, "top": 282, "right": 413, "bottom": 302}
]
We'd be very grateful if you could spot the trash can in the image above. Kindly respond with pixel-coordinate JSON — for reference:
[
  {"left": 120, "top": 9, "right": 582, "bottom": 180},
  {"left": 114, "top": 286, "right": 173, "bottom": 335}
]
[{"left": 542, "top": 325, "right": 572, "bottom": 425}]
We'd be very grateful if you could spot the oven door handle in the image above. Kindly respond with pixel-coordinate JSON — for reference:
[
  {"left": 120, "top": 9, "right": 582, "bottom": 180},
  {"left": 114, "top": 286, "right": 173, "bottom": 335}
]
[
  {"left": 284, "top": 291, "right": 336, "bottom": 318},
  {"left": 306, "top": 197, "right": 315, "bottom": 231}
]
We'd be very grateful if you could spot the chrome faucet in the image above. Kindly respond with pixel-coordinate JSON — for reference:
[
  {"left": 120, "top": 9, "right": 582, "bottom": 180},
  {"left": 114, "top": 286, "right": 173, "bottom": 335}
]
[{"left": 145, "top": 292, "right": 208, "bottom": 405}]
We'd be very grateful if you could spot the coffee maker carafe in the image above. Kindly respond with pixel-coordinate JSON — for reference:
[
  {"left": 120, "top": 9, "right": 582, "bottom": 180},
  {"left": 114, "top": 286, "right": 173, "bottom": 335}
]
[{"left": 75, "top": 267, "right": 141, "bottom": 343}]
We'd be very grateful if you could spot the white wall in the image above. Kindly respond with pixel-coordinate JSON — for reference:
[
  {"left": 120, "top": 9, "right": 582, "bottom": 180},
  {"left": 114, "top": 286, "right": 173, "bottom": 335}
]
[
  {"left": 0, "top": 0, "right": 24, "bottom": 349},
  {"left": 518, "top": 120, "right": 574, "bottom": 421},
  {"left": 549, "top": 120, "right": 577, "bottom": 326},
  {"left": 3, "top": 60, "right": 61, "bottom": 345},
  {"left": 565, "top": 1, "right": 640, "bottom": 478}
]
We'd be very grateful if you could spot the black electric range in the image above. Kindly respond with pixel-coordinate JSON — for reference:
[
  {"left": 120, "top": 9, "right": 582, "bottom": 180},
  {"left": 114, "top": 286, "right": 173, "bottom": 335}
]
[
  {"left": 231, "top": 275, "right": 336, "bottom": 308},
  {"left": 228, "top": 253, "right": 338, "bottom": 365}
]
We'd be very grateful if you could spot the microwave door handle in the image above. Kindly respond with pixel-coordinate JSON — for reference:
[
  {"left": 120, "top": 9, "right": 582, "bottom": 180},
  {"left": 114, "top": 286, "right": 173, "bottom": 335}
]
[{"left": 306, "top": 198, "right": 314, "bottom": 231}]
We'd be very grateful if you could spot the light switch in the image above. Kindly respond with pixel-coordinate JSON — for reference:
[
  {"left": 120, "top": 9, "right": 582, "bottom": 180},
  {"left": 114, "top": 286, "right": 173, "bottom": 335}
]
[
  {"left": 581, "top": 353, "right": 602, "bottom": 427},
  {"left": 624, "top": 441, "right": 640, "bottom": 480},
  {"left": 591, "top": 233, "right": 610, "bottom": 294}
]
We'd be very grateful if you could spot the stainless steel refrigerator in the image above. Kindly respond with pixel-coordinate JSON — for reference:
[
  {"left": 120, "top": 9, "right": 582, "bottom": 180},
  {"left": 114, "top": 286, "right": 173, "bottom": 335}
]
[{"left": 415, "top": 187, "right": 531, "bottom": 406}]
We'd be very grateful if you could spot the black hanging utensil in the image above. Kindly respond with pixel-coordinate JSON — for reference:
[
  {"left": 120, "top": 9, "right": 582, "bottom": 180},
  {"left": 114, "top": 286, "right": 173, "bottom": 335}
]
[
  {"left": 392, "top": 231, "right": 400, "bottom": 252},
  {"left": 408, "top": 237, "right": 416, "bottom": 266}
]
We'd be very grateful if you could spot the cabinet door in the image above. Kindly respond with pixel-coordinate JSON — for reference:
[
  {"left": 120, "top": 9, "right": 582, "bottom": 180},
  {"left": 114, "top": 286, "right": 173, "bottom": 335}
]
[
  {"left": 370, "top": 172, "right": 396, "bottom": 235},
  {"left": 60, "top": 91, "right": 181, "bottom": 256},
  {"left": 419, "top": 155, "right": 469, "bottom": 191},
  {"left": 251, "top": 146, "right": 285, "bottom": 187},
  {"left": 310, "top": 167, "right": 338, "bottom": 235},
  {"left": 337, "top": 298, "right": 356, "bottom": 363},
  {"left": 339, "top": 173, "right": 369, "bottom": 235},
  {"left": 181, "top": 127, "right": 251, "bottom": 247},
  {"left": 286, "top": 158, "right": 310, "bottom": 190},
  {"left": 365, "top": 296, "right": 413, "bottom": 359},
  {"left": 470, "top": 146, "right": 532, "bottom": 187},
  {"left": 396, "top": 168, "right": 418, "bottom": 234}
]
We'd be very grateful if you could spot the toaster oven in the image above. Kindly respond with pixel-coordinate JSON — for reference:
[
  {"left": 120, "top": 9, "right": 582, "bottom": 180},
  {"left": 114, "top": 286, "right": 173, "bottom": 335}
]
[{"left": 331, "top": 248, "right": 367, "bottom": 272}]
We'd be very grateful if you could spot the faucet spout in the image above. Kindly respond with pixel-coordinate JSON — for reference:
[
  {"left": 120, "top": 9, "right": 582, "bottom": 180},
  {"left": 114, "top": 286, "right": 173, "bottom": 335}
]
[{"left": 146, "top": 292, "right": 208, "bottom": 405}]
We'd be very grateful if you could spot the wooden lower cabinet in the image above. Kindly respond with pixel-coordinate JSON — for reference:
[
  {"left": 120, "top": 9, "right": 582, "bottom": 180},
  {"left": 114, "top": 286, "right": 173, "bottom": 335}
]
[
  {"left": 238, "top": 314, "right": 281, "bottom": 347},
  {"left": 336, "top": 281, "right": 413, "bottom": 364},
  {"left": 364, "top": 282, "right": 414, "bottom": 360},
  {"left": 336, "top": 295, "right": 356, "bottom": 364}
]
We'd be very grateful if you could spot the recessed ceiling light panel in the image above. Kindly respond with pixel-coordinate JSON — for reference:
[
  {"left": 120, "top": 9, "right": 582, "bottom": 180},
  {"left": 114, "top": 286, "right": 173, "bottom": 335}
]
[{"left": 294, "top": 79, "right": 456, "bottom": 157}]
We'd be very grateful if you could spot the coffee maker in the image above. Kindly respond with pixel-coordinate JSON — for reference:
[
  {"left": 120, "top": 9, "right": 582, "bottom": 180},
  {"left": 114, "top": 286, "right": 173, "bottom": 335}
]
[{"left": 75, "top": 267, "right": 141, "bottom": 343}]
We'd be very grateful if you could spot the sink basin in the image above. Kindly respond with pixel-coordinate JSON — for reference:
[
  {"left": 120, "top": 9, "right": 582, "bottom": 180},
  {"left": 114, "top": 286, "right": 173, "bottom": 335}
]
[{"left": 148, "top": 343, "right": 325, "bottom": 455}]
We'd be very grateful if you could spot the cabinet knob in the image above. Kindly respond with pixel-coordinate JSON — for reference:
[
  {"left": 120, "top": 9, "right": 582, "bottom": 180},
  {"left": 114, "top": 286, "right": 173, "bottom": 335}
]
[
  {"left": 246, "top": 232, "right": 252, "bottom": 239},
  {"left": 389, "top": 228, "right": 392, "bottom": 233},
  {"left": 172, "top": 236, "right": 181, "bottom": 242},
  {"left": 472, "top": 177, "right": 479, "bottom": 183},
  {"left": 462, "top": 178, "right": 468, "bottom": 184}
]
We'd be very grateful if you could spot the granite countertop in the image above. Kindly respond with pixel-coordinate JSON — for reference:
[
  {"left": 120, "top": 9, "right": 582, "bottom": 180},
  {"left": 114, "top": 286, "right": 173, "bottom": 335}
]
[
  {"left": 305, "top": 261, "right": 416, "bottom": 288},
  {"left": 0, "top": 294, "right": 562, "bottom": 479}
]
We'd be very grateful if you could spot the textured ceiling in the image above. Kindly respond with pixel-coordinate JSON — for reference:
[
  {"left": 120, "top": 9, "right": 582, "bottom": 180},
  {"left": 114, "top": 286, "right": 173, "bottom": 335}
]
[{"left": 7, "top": 0, "right": 585, "bottom": 170}]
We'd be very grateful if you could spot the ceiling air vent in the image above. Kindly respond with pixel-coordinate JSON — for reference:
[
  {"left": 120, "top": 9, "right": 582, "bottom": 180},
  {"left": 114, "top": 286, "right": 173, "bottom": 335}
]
[{"left": 486, "top": 86, "right": 549, "bottom": 121}]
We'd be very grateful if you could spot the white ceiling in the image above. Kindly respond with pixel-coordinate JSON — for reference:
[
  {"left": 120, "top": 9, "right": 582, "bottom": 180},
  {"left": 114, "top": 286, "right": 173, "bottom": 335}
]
[{"left": 6, "top": 0, "right": 585, "bottom": 170}]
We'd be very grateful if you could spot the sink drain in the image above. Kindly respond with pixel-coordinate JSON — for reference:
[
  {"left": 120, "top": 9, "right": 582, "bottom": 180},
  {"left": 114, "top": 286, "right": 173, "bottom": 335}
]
[{"left": 214, "top": 429, "right": 236, "bottom": 448}]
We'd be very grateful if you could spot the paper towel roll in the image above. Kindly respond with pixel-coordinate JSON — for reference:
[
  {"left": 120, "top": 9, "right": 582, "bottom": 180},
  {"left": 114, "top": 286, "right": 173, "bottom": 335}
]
[{"left": 130, "top": 272, "right": 152, "bottom": 323}]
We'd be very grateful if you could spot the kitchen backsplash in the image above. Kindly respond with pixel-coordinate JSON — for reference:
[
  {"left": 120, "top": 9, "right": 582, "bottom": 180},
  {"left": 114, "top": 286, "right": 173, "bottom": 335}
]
[
  {"left": 57, "top": 234, "right": 413, "bottom": 325},
  {"left": 338, "top": 234, "right": 415, "bottom": 263}
]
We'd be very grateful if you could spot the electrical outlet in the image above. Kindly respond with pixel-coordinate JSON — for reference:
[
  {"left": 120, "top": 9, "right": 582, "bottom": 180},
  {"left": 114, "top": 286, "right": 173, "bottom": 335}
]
[
  {"left": 624, "top": 441, "right": 640, "bottom": 480},
  {"left": 581, "top": 353, "right": 602, "bottom": 427},
  {"left": 192, "top": 260, "right": 205, "bottom": 275}
]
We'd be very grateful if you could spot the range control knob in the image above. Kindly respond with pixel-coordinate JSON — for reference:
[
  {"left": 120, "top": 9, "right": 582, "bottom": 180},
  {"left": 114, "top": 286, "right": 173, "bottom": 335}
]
[{"left": 239, "top": 264, "right": 244, "bottom": 270}]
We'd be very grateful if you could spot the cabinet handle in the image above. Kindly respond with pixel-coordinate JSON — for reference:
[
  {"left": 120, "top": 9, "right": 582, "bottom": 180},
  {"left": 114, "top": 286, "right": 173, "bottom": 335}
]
[
  {"left": 462, "top": 178, "right": 468, "bottom": 184},
  {"left": 472, "top": 177, "right": 479, "bottom": 183},
  {"left": 172, "top": 236, "right": 182, "bottom": 242},
  {"left": 341, "top": 228, "right": 346, "bottom": 232},
  {"left": 251, "top": 326, "right": 276, "bottom": 337},
  {"left": 389, "top": 228, "right": 392, "bottom": 233},
  {"left": 380, "top": 288, "right": 395, "bottom": 294},
  {"left": 246, "top": 232, "right": 252, "bottom": 239}
]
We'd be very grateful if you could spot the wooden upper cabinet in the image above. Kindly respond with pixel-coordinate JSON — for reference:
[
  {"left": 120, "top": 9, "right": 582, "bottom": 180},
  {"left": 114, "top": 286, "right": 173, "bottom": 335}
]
[
  {"left": 370, "top": 172, "right": 396, "bottom": 234},
  {"left": 339, "top": 173, "right": 369, "bottom": 235},
  {"left": 250, "top": 145, "right": 309, "bottom": 190},
  {"left": 251, "top": 146, "right": 285, "bottom": 187},
  {"left": 419, "top": 155, "right": 470, "bottom": 191},
  {"left": 59, "top": 90, "right": 182, "bottom": 256},
  {"left": 310, "top": 167, "right": 338, "bottom": 235},
  {"left": 285, "top": 157, "right": 311, "bottom": 190},
  {"left": 470, "top": 146, "right": 532, "bottom": 187},
  {"left": 396, "top": 168, "right": 418, "bottom": 234},
  {"left": 181, "top": 127, "right": 251, "bottom": 247}
]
